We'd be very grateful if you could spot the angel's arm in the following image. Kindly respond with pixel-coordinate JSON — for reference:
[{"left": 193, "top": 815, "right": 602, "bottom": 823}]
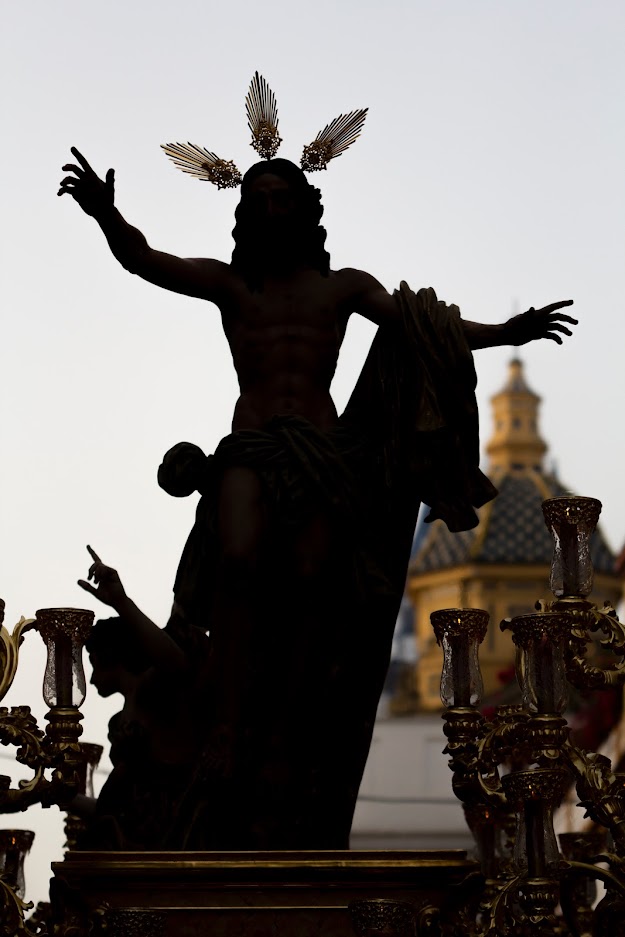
[{"left": 78, "top": 547, "right": 186, "bottom": 674}]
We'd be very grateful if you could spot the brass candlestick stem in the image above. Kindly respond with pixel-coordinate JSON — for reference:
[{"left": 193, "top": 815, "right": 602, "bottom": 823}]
[{"left": 426, "top": 496, "right": 625, "bottom": 935}]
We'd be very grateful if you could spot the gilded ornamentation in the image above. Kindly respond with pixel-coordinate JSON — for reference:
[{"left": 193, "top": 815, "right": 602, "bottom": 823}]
[
  {"left": 250, "top": 125, "right": 282, "bottom": 160},
  {"left": 0, "top": 707, "right": 49, "bottom": 812},
  {"left": 246, "top": 71, "right": 282, "bottom": 160},
  {"left": 0, "top": 606, "right": 91, "bottom": 937},
  {"left": 425, "top": 494, "right": 625, "bottom": 935},
  {"left": 25, "top": 901, "right": 51, "bottom": 935},
  {"left": 300, "top": 140, "right": 334, "bottom": 172},
  {"left": 431, "top": 608, "right": 490, "bottom": 645},
  {"left": 35, "top": 609, "right": 93, "bottom": 645},
  {"left": 564, "top": 600, "right": 625, "bottom": 689},
  {"left": 159, "top": 145, "right": 243, "bottom": 188},
  {"left": 44, "top": 708, "right": 84, "bottom": 799},
  {"left": 163, "top": 72, "right": 367, "bottom": 188},
  {"left": 0, "top": 878, "right": 35, "bottom": 936},
  {"left": 0, "top": 704, "right": 83, "bottom": 812},
  {"left": 442, "top": 708, "right": 489, "bottom": 806},
  {"left": 517, "top": 878, "right": 560, "bottom": 930},
  {"left": 96, "top": 909, "right": 166, "bottom": 937},
  {"left": 521, "top": 713, "right": 568, "bottom": 764},
  {"left": 542, "top": 495, "right": 602, "bottom": 530},
  {"left": 0, "top": 606, "right": 36, "bottom": 703},
  {"left": 300, "top": 109, "right": 368, "bottom": 172},
  {"left": 500, "top": 768, "right": 568, "bottom": 806},
  {"left": 501, "top": 612, "right": 570, "bottom": 649},
  {"left": 349, "top": 898, "right": 417, "bottom": 936}
]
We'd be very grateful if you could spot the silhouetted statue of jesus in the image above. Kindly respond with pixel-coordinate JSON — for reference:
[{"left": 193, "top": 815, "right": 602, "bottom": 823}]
[{"left": 59, "top": 147, "right": 575, "bottom": 848}]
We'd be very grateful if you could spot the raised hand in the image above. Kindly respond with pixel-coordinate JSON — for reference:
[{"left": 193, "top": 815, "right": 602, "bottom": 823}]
[
  {"left": 58, "top": 147, "right": 115, "bottom": 218},
  {"left": 504, "top": 300, "right": 577, "bottom": 346},
  {"left": 78, "top": 545, "right": 127, "bottom": 610}
]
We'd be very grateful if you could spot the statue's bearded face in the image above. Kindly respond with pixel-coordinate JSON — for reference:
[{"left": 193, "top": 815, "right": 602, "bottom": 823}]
[{"left": 245, "top": 173, "right": 297, "bottom": 239}]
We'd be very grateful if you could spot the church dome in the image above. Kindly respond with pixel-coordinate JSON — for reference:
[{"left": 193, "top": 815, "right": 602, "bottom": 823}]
[{"left": 411, "top": 359, "right": 615, "bottom": 576}]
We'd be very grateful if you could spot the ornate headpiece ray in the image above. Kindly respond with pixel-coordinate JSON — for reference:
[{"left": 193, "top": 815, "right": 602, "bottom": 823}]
[
  {"left": 246, "top": 71, "right": 282, "bottom": 160},
  {"left": 161, "top": 72, "right": 367, "bottom": 189}
]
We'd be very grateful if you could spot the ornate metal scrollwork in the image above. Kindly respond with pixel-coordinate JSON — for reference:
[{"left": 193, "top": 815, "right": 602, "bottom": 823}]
[
  {"left": 0, "top": 878, "right": 36, "bottom": 937},
  {"left": 0, "top": 604, "right": 93, "bottom": 935},
  {"left": 416, "top": 496, "right": 625, "bottom": 936},
  {"left": 349, "top": 898, "right": 422, "bottom": 936},
  {"left": 0, "top": 605, "right": 36, "bottom": 704},
  {"left": 93, "top": 909, "right": 166, "bottom": 937}
]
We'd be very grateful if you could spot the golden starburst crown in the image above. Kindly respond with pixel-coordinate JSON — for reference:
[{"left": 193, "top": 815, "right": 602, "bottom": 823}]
[{"left": 161, "top": 72, "right": 367, "bottom": 190}]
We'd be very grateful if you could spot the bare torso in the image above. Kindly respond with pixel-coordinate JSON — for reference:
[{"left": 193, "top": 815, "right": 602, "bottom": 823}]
[
  {"left": 58, "top": 151, "right": 577, "bottom": 435},
  {"left": 217, "top": 265, "right": 381, "bottom": 432}
]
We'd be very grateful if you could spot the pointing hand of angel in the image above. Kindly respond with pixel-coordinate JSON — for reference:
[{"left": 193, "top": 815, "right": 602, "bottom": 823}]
[{"left": 78, "top": 545, "right": 127, "bottom": 610}]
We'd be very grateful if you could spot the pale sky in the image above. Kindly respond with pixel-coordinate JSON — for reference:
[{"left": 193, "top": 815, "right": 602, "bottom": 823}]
[{"left": 2, "top": 0, "right": 624, "bottom": 904}]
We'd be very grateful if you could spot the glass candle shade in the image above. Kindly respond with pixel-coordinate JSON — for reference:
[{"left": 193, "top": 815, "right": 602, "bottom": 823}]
[
  {"left": 36, "top": 609, "right": 94, "bottom": 708},
  {"left": 431, "top": 609, "right": 489, "bottom": 707},
  {"left": 504, "top": 613, "right": 569, "bottom": 714},
  {"left": 542, "top": 497, "right": 601, "bottom": 598},
  {"left": 502, "top": 769, "right": 568, "bottom": 876},
  {"left": 0, "top": 830, "right": 34, "bottom": 899},
  {"left": 463, "top": 802, "right": 507, "bottom": 880}
]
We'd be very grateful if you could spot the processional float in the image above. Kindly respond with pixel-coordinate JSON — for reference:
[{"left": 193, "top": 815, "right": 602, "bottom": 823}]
[{"left": 1, "top": 506, "right": 624, "bottom": 936}]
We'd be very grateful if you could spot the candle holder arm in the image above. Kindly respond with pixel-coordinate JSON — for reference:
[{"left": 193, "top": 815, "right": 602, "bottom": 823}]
[
  {"left": 559, "top": 738, "right": 625, "bottom": 856},
  {"left": 0, "top": 877, "right": 35, "bottom": 937},
  {"left": 0, "top": 618, "right": 36, "bottom": 705},
  {"left": 0, "top": 707, "right": 84, "bottom": 813},
  {"left": 0, "top": 707, "right": 52, "bottom": 813},
  {"left": 443, "top": 709, "right": 509, "bottom": 809},
  {"left": 559, "top": 859, "right": 625, "bottom": 937},
  {"left": 563, "top": 602, "right": 625, "bottom": 690}
]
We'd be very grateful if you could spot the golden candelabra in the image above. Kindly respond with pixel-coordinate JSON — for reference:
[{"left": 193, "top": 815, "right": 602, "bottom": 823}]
[
  {"left": 349, "top": 496, "right": 625, "bottom": 936},
  {"left": 3, "top": 499, "right": 625, "bottom": 935},
  {"left": 0, "top": 603, "right": 93, "bottom": 936}
]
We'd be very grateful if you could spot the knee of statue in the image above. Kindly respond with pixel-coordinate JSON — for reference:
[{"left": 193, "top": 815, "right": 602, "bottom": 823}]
[{"left": 219, "top": 545, "right": 260, "bottom": 592}]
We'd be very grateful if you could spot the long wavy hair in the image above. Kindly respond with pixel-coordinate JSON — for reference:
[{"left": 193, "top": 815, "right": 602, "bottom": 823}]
[{"left": 231, "top": 159, "right": 330, "bottom": 290}]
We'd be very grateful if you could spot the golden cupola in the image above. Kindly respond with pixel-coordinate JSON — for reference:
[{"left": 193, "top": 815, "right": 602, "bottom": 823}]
[{"left": 485, "top": 357, "right": 547, "bottom": 478}]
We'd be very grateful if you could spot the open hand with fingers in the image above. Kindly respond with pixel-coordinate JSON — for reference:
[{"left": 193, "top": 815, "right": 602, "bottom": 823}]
[
  {"left": 504, "top": 300, "right": 577, "bottom": 346},
  {"left": 78, "top": 546, "right": 127, "bottom": 611},
  {"left": 58, "top": 147, "right": 115, "bottom": 218}
]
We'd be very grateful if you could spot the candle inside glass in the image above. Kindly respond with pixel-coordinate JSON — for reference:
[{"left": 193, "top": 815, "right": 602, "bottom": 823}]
[
  {"left": 561, "top": 517, "right": 580, "bottom": 596},
  {"left": 54, "top": 636, "right": 74, "bottom": 707},
  {"left": 451, "top": 637, "right": 472, "bottom": 707},
  {"left": 3, "top": 843, "right": 19, "bottom": 887},
  {"left": 536, "top": 638, "right": 556, "bottom": 713},
  {"left": 525, "top": 800, "right": 546, "bottom": 878}
]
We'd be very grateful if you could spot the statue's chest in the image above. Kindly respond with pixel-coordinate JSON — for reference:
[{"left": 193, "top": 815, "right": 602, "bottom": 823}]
[{"left": 232, "top": 291, "right": 339, "bottom": 341}]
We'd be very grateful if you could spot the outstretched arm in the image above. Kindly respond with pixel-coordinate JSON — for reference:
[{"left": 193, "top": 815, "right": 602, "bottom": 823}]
[
  {"left": 343, "top": 270, "right": 577, "bottom": 350},
  {"left": 58, "top": 148, "right": 228, "bottom": 301},
  {"left": 463, "top": 301, "right": 577, "bottom": 350},
  {"left": 78, "top": 546, "right": 185, "bottom": 674}
]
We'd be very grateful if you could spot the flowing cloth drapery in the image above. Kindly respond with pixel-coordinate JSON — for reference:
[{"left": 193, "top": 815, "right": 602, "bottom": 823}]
[{"left": 157, "top": 283, "right": 497, "bottom": 849}]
